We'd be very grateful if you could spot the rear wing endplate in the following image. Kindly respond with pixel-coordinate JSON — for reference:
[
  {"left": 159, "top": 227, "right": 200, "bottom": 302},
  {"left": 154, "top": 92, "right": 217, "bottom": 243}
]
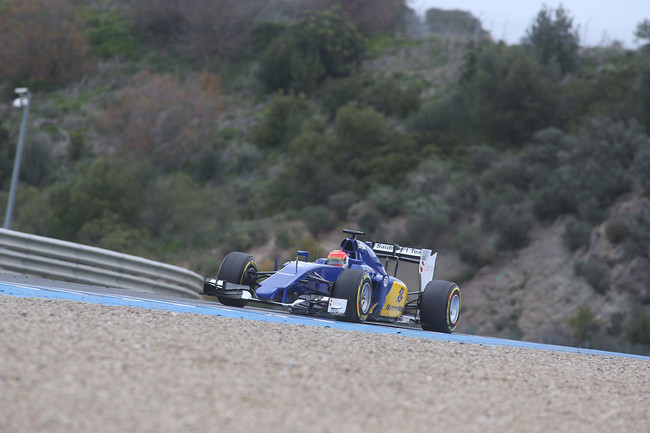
[{"left": 370, "top": 242, "right": 437, "bottom": 292}]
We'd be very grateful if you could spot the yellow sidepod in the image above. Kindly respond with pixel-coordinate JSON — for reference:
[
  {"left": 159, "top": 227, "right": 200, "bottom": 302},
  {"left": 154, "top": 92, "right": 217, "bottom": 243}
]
[{"left": 380, "top": 280, "right": 407, "bottom": 318}]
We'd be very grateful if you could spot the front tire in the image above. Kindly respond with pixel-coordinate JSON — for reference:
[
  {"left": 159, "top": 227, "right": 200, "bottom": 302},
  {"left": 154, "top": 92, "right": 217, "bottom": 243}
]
[
  {"left": 216, "top": 252, "right": 256, "bottom": 307},
  {"left": 420, "top": 280, "right": 461, "bottom": 333},
  {"left": 332, "top": 269, "right": 372, "bottom": 322}
]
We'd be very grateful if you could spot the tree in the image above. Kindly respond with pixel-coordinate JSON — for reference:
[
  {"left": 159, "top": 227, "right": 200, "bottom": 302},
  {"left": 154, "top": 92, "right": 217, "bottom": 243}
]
[
  {"left": 462, "top": 44, "right": 562, "bottom": 146},
  {"left": 0, "top": 0, "right": 91, "bottom": 83},
  {"left": 297, "top": 0, "right": 406, "bottom": 35},
  {"left": 522, "top": 5, "right": 580, "bottom": 75},
  {"left": 46, "top": 158, "right": 153, "bottom": 242},
  {"left": 635, "top": 19, "right": 650, "bottom": 45},
  {"left": 128, "top": 0, "right": 268, "bottom": 59},
  {"left": 257, "top": 6, "right": 365, "bottom": 93},
  {"left": 97, "top": 71, "right": 223, "bottom": 173},
  {"left": 425, "top": 8, "right": 487, "bottom": 41}
]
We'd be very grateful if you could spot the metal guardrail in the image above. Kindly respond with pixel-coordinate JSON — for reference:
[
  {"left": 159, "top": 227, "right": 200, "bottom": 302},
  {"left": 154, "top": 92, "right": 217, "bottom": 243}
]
[{"left": 0, "top": 228, "right": 203, "bottom": 299}]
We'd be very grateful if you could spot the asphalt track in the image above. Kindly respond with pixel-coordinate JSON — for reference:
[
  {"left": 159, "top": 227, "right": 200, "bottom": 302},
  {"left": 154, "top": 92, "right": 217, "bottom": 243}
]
[{"left": 1, "top": 273, "right": 648, "bottom": 360}]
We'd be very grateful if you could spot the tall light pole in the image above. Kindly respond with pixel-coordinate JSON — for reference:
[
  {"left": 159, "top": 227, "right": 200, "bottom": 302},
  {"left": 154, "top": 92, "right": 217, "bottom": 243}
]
[{"left": 3, "top": 87, "right": 31, "bottom": 230}]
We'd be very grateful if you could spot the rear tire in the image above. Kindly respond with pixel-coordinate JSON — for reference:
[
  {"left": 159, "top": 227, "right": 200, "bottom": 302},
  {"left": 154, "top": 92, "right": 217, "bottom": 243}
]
[
  {"left": 216, "top": 252, "right": 256, "bottom": 307},
  {"left": 420, "top": 280, "right": 461, "bottom": 333},
  {"left": 332, "top": 269, "right": 372, "bottom": 322}
]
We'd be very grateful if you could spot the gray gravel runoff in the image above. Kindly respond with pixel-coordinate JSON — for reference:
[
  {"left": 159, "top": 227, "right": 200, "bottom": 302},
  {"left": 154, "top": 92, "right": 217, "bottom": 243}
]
[{"left": 1, "top": 294, "right": 648, "bottom": 433}]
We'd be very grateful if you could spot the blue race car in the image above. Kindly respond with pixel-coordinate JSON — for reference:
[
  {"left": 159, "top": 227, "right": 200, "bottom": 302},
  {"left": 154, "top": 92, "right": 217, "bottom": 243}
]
[{"left": 202, "top": 229, "right": 461, "bottom": 333}]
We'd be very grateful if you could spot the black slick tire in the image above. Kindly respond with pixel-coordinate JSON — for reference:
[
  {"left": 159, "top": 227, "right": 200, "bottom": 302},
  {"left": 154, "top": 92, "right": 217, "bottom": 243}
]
[
  {"left": 420, "top": 280, "right": 461, "bottom": 333},
  {"left": 332, "top": 268, "right": 372, "bottom": 322},
  {"left": 216, "top": 252, "right": 256, "bottom": 307}
]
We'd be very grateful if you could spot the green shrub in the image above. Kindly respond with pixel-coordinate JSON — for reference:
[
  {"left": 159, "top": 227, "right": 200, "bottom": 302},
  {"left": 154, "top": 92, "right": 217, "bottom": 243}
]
[
  {"left": 20, "top": 134, "right": 53, "bottom": 187},
  {"left": 460, "top": 43, "right": 561, "bottom": 146},
  {"left": 257, "top": 7, "right": 365, "bottom": 93},
  {"left": 77, "top": 210, "right": 149, "bottom": 253},
  {"left": 328, "top": 191, "right": 358, "bottom": 220},
  {"left": 605, "top": 221, "right": 628, "bottom": 244},
  {"left": 574, "top": 258, "right": 610, "bottom": 294},
  {"left": 635, "top": 144, "right": 650, "bottom": 197},
  {"left": 623, "top": 212, "right": 650, "bottom": 258},
  {"left": 569, "top": 306, "right": 600, "bottom": 342},
  {"left": 266, "top": 130, "right": 344, "bottom": 211},
  {"left": 368, "top": 186, "right": 403, "bottom": 217},
  {"left": 452, "top": 224, "right": 482, "bottom": 265},
  {"left": 492, "top": 203, "right": 534, "bottom": 250},
  {"left": 366, "top": 74, "right": 420, "bottom": 118},
  {"left": 628, "top": 311, "right": 650, "bottom": 345},
  {"left": 404, "top": 196, "right": 452, "bottom": 247},
  {"left": 479, "top": 186, "right": 527, "bottom": 231},
  {"left": 275, "top": 227, "right": 292, "bottom": 250},
  {"left": 425, "top": 8, "right": 485, "bottom": 39},
  {"left": 318, "top": 77, "right": 363, "bottom": 119},
  {"left": 302, "top": 205, "right": 334, "bottom": 237},
  {"left": 522, "top": 5, "right": 580, "bottom": 75},
  {"left": 357, "top": 208, "right": 381, "bottom": 237},
  {"left": 465, "top": 145, "right": 496, "bottom": 174},
  {"left": 563, "top": 217, "right": 592, "bottom": 251},
  {"left": 81, "top": 7, "right": 140, "bottom": 59},
  {"left": 251, "top": 22, "right": 287, "bottom": 54},
  {"left": 47, "top": 158, "right": 153, "bottom": 241},
  {"left": 253, "top": 93, "right": 311, "bottom": 149}
]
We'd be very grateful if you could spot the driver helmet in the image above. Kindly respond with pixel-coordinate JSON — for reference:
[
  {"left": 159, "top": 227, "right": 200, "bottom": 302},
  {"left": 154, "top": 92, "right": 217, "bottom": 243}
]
[{"left": 327, "top": 250, "right": 349, "bottom": 267}]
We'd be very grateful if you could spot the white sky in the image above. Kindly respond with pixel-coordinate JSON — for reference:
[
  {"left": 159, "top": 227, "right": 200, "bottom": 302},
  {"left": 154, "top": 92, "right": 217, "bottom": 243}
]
[{"left": 408, "top": 0, "right": 649, "bottom": 48}]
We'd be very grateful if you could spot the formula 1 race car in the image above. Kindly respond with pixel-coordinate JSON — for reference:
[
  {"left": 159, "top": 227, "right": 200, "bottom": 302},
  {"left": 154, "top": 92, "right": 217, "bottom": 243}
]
[{"left": 203, "top": 229, "right": 461, "bottom": 333}]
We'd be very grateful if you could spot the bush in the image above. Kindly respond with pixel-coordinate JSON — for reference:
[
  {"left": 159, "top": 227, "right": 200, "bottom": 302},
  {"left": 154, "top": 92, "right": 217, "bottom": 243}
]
[
  {"left": 318, "top": 77, "right": 363, "bottom": 119},
  {"left": 425, "top": 8, "right": 485, "bottom": 39},
  {"left": 569, "top": 306, "right": 600, "bottom": 342},
  {"left": 251, "top": 22, "right": 287, "bottom": 55},
  {"left": 628, "top": 311, "right": 650, "bottom": 345},
  {"left": 81, "top": 7, "right": 140, "bottom": 59},
  {"left": 20, "top": 133, "right": 53, "bottom": 188},
  {"left": 131, "top": 0, "right": 267, "bottom": 59},
  {"left": 479, "top": 185, "right": 527, "bottom": 231},
  {"left": 404, "top": 196, "right": 452, "bottom": 247},
  {"left": 605, "top": 221, "right": 628, "bottom": 244},
  {"left": 0, "top": 0, "right": 92, "bottom": 83},
  {"left": 299, "top": 0, "right": 406, "bottom": 35},
  {"left": 366, "top": 74, "right": 420, "bottom": 118},
  {"left": 623, "top": 209, "right": 650, "bottom": 258},
  {"left": 267, "top": 130, "right": 345, "bottom": 211},
  {"left": 522, "top": 5, "right": 580, "bottom": 75},
  {"left": 328, "top": 191, "right": 358, "bottom": 220},
  {"left": 465, "top": 145, "right": 496, "bottom": 174},
  {"left": 253, "top": 93, "right": 311, "bottom": 149},
  {"left": 357, "top": 208, "right": 381, "bottom": 237},
  {"left": 302, "top": 205, "right": 334, "bottom": 237},
  {"left": 46, "top": 158, "right": 153, "bottom": 242},
  {"left": 97, "top": 71, "right": 223, "bottom": 173},
  {"left": 274, "top": 228, "right": 293, "bottom": 250},
  {"left": 492, "top": 203, "right": 534, "bottom": 250},
  {"left": 563, "top": 217, "right": 592, "bottom": 251},
  {"left": 574, "top": 258, "right": 610, "bottom": 294},
  {"left": 635, "top": 144, "right": 650, "bottom": 197},
  {"left": 257, "top": 7, "right": 366, "bottom": 93},
  {"left": 368, "top": 186, "right": 402, "bottom": 217},
  {"left": 452, "top": 224, "right": 482, "bottom": 265},
  {"left": 460, "top": 44, "right": 561, "bottom": 146}
]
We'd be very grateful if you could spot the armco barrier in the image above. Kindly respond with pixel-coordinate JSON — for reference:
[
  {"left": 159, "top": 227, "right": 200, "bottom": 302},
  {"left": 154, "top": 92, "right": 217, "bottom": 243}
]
[{"left": 0, "top": 228, "right": 203, "bottom": 299}]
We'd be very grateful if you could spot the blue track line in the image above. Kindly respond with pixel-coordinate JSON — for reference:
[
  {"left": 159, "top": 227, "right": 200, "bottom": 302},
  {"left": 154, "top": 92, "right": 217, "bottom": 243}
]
[{"left": 1, "top": 281, "right": 648, "bottom": 360}]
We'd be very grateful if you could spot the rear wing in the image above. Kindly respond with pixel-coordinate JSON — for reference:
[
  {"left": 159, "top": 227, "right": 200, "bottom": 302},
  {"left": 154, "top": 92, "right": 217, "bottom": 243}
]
[{"left": 369, "top": 242, "right": 437, "bottom": 292}]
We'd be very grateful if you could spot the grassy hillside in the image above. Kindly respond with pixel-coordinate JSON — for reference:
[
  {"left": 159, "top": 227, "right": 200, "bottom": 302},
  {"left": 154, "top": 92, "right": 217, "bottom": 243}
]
[{"left": 1, "top": 0, "right": 649, "bottom": 354}]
